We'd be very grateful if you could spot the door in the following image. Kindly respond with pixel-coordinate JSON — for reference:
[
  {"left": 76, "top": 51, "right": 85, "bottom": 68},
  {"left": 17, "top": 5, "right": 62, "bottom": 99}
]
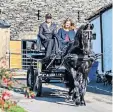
[
  {"left": 10, "top": 40, "right": 22, "bottom": 69},
  {"left": 91, "top": 17, "right": 102, "bottom": 72}
]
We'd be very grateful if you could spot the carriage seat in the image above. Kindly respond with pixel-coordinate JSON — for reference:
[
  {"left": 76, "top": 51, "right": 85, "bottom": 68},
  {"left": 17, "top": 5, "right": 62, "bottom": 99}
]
[{"left": 26, "top": 35, "right": 46, "bottom": 59}]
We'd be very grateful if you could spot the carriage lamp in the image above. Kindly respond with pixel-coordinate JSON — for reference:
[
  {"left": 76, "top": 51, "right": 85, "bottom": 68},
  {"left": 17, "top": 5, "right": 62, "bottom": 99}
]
[{"left": 92, "top": 33, "right": 96, "bottom": 40}]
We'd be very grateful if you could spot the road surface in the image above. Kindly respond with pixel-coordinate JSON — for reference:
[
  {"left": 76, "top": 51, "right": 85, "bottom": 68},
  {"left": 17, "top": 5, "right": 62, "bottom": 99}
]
[{"left": 11, "top": 78, "right": 112, "bottom": 112}]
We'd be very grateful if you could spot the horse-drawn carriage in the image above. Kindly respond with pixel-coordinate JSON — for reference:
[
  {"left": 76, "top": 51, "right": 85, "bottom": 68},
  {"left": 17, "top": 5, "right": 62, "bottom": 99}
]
[{"left": 26, "top": 23, "right": 101, "bottom": 106}]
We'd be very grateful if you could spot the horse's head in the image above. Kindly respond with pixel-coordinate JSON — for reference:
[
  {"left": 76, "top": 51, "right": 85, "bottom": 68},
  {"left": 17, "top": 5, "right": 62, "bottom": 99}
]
[
  {"left": 82, "top": 23, "right": 94, "bottom": 55},
  {"left": 75, "top": 23, "right": 95, "bottom": 55}
]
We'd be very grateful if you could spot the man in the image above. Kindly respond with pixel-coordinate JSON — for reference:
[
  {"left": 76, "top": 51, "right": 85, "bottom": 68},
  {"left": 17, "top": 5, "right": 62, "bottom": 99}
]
[{"left": 38, "top": 13, "right": 59, "bottom": 60}]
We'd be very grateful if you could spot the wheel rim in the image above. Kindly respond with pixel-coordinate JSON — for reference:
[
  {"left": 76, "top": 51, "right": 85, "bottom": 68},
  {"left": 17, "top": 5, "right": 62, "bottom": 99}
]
[
  {"left": 36, "top": 77, "right": 40, "bottom": 90},
  {"left": 28, "top": 71, "right": 32, "bottom": 86},
  {"left": 34, "top": 76, "right": 42, "bottom": 95}
]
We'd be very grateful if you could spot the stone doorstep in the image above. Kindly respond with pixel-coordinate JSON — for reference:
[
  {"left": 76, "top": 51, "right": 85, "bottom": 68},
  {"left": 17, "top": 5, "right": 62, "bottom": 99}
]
[
  {"left": 12, "top": 71, "right": 27, "bottom": 76},
  {"left": 12, "top": 75, "right": 26, "bottom": 79}
]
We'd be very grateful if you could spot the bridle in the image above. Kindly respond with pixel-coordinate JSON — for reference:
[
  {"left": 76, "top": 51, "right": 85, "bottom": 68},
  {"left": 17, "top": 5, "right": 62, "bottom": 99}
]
[{"left": 81, "top": 24, "right": 94, "bottom": 55}]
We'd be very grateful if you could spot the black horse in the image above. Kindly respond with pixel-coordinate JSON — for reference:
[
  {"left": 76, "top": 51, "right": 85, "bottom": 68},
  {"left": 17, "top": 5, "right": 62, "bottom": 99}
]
[{"left": 62, "top": 23, "right": 95, "bottom": 106}]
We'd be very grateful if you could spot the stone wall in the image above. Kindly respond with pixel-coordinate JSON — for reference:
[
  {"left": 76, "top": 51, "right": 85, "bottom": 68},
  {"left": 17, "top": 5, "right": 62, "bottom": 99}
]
[
  {"left": 0, "top": 0, "right": 112, "bottom": 40},
  {"left": 0, "top": 57, "right": 9, "bottom": 69},
  {"left": 0, "top": 28, "right": 10, "bottom": 68}
]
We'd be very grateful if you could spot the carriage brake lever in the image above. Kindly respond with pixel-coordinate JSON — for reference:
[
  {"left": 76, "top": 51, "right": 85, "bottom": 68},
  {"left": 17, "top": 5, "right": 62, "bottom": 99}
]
[
  {"left": 46, "top": 55, "right": 57, "bottom": 69},
  {"left": 46, "top": 50, "right": 67, "bottom": 70}
]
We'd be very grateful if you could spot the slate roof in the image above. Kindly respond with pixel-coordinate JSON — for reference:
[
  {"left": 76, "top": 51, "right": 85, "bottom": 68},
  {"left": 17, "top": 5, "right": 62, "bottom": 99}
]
[{"left": 86, "top": 3, "right": 112, "bottom": 20}]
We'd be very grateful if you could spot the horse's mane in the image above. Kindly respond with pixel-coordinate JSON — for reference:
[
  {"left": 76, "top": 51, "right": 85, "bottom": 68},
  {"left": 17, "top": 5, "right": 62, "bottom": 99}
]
[
  {"left": 74, "top": 24, "right": 88, "bottom": 48},
  {"left": 68, "top": 25, "right": 86, "bottom": 54}
]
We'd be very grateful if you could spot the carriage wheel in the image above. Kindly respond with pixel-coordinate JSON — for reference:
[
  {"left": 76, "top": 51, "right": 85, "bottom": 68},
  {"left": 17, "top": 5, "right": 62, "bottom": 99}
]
[
  {"left": 27, "top": 66, "right": 34, "bottom": 90},
  {"left": 33, "top": 69, "right": 42, "bottom": 97},
  {"left": 44, "top": 75, "right": 50, "bottom": 83}
]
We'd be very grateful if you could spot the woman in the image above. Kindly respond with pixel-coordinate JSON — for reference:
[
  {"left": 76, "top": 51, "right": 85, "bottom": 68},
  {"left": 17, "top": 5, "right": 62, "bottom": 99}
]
[{"left": 58, "top": 18, "right": 77, "bottom": 55}]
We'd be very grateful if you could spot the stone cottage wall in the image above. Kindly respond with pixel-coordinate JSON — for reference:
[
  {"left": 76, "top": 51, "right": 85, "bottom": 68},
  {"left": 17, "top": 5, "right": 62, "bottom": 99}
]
[{"left": 0, "top": 0, "right": 112, "bottom": 40}]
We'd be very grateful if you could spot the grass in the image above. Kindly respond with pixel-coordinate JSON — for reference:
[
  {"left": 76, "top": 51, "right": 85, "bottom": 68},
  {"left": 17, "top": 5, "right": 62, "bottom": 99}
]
[{"left": 5, "top": 105, "right": 27, "bottom": 112}]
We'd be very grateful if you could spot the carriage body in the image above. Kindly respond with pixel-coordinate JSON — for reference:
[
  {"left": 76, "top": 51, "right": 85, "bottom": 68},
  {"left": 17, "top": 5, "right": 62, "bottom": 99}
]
[
  {"left": 26, "top": 41, "right": 67, "bottom": 96},
  {"left": 26, "top": 23, "right": 100, "bottom": 102}
]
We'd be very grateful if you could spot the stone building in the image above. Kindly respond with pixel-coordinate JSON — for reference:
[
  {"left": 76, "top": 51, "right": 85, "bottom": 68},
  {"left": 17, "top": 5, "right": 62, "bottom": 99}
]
[
  {"left": 0, "top": 0, "right": 112, "bottom": 40},
  {"left": 0, "top": 20, "right": 10, "bottom": 68},
  {"left": 0, "top": 0, "right": 112, "bottom": 69}
]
